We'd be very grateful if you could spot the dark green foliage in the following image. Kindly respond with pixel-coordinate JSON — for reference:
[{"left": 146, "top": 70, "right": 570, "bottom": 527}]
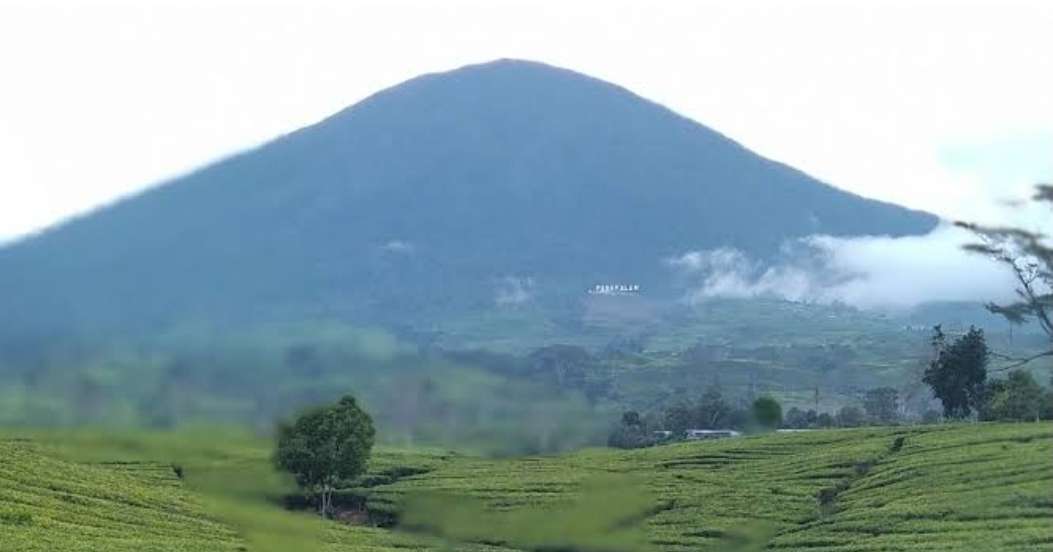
[
  {"left": 784, "top": 407, "right": 808, "bottom": 428},
  {"left": 1044, "top": 375, "right": 1053, "bottom": 420},
  {"left": 0, "top": 510, "right": 33, "bottom": 527},
  {"left": 608, "top": 411, "right": 655, "bottom": 449},
  {"left": 274, "top": 395, "right": 375, "bottom": 517},
  {"left": 981, "top": 370, "right": 1046, "bottom": 421},
  {"left": 751, "top": 396, "right": 782, "bottom": 429},
  {"left": 621, "top": 410, "right": 642, "bottom": 427},
  {"left": 783, "top": 407, "right": 822, "bottom": 429},
  {"left": 816, "top": 487, "right": 839, "bottom": 508},
  {"left": 816, "top": 412, "right": 835, "bottom": 428},
  {"left": 924, "top": 326, "right": 989, "bottom": 418},
  {"left": 641, "top": 387, "right": 754, "bottom": 438},
  {"left": 695, "top": 386, "right": 731, "bottom": 429},
  {"left": 836, "top": 405, "right": 865, "bottom": 427},
  {"left": 863, "top": 386, "right": 900, "bottom": 424},
  {"left": 663, "top": 403, "right": 695, "bottom": 436}
]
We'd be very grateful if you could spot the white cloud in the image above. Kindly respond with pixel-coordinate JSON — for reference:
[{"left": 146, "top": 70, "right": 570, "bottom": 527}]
[
  {"left": 380, "top": 240, "right": 415, "bottom": 254},
  {"left": 672, "top": 225, "right": 1027, "bottom": 310},
  {"left": 495, "top": 276, "right": 535, "bottom": 307}
]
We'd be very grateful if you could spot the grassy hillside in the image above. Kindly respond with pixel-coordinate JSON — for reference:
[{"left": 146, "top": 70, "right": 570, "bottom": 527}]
[
  {"left": 2, "top": 423, "right": 1050, "bottom": 551},
  {"left": 0, "top": 431, "right": 497, "bottom": 552},
  {"left": 348, "top": 423, "right": 1053, "bottom": 551},
  {"left": 0, "top": 439, "right": 241, "bottom": 552}
]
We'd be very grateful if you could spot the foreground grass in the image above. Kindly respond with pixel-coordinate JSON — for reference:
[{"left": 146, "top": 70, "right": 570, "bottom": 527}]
[
  {"left": 2, "top": 423, "right": 1050, "bottom": 551},
  {"left": 349, "top": 423, "right": 1053, "bottom": 551},
  {"left": 0, "top": 438, "right": 240, "bottom": 551}
]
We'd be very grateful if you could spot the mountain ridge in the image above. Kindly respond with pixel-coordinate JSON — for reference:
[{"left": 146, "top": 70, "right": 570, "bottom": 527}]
[{"left": 0, "top": 59, "right": 938, "bottom": 338}]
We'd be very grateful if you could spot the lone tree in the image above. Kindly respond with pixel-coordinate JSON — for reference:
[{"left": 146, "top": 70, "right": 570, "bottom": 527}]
[
  {"left": 924, "top": 326, "right": 989, "bottom": 418},
  {"left": 274, "top": 395, "right": 375, "bottom": 517},
  {"left": 957, "top": 184, "right": 1052, "bottom": 369},
  {"left": 752, "top": 396, "right": 782, "bottom": 429}
]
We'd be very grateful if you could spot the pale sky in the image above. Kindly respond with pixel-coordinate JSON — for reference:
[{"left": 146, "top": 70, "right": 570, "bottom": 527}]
[{"left": 1, "top": 0, "right": 1050, "bottom": 243}]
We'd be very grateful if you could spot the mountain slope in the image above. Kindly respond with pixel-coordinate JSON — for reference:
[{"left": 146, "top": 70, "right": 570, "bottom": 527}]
[{"left": 0, "top": 59, "right": 937, "bottom": 336}]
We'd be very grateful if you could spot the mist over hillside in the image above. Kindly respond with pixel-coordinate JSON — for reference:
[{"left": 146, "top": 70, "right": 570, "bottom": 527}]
[{"left": 0, "top": 59, "right": 937, "bottom": 339}]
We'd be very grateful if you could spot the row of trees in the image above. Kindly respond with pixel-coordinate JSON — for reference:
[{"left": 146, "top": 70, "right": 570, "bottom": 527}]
[
  {"left": 783, "top": 404, "right": 893, "bottom": 429},
  {"left": 611, "top": 335, "right": 1052, "bottom": 449},
  {"left": 608, "top": 390, "right": 784, "bottom": 448}
]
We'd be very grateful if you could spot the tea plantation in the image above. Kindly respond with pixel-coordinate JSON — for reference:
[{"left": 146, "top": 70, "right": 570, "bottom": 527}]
[
  {"left": 0, "top": 439, "right": 241, "bottom": 551},
  {"left": 2, "top": 423, "right": 1050, "bottom": 551}
]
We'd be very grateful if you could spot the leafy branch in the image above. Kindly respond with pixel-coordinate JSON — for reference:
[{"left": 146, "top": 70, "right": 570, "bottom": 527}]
[{"left": 957, "top": 184, "right": 1053, "bottom": 369}]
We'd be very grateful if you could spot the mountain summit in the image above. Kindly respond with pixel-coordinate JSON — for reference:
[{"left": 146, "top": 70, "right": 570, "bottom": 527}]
[{"left": 0, "top": 59, "right": 937, "bottom": 336}]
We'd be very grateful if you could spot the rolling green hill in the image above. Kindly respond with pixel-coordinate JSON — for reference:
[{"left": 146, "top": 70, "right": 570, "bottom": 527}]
[
  {"left": 4, "top": 423, "right": 1050, "bottom": 551},
  {"left": 348, "top": 423, "right": 1053, "bottom": 551},
  {"left": 0, "top": 439, "right": 241, "bottom": 552}
]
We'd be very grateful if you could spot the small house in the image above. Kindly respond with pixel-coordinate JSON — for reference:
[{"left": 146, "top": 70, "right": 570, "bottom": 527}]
[{"left": 684, "top": 429, "right": 741, "bottom": 440}]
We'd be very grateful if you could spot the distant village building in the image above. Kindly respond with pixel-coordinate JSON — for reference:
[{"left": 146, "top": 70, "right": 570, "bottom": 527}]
[
  {"left": 684, "top": 429, "right": 741, "bottom": 440},
  {"left": 587, "top": 283, "right": 641, "bottom": 296}
]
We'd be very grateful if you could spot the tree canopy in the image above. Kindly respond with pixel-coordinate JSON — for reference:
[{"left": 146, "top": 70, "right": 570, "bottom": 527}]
[
  {"left": 924, "top": 326, "right": 989, "bottom": 418},
  {"left": 863, "top": 387, "right": 900, "bottom": 424},
  {"left": 273, "top": 395, "right": 375, "bottom": 517},
  {"left": 980, "top": 370, "right": 1045, "bottom": 422},
  {"left": 752, "top": 396, "right": 783, "bottom": 429}
]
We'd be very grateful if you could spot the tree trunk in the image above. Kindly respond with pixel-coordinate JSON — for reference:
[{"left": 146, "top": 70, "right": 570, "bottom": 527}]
[{"left": 318, "top": 485, "right": 332, "bottom": 518}]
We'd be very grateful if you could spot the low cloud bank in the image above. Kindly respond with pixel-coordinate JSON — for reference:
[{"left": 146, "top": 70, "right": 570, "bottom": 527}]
[{"left": 668, "top": 225, "right": 1020, "bottom": 310}]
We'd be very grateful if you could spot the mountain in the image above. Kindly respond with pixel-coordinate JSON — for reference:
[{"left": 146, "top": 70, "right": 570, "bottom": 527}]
[{"left": 0, "top": 59, "right": 937, "bottom": 338}]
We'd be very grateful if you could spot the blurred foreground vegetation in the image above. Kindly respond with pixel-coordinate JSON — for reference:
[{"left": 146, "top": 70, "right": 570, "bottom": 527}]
[
  {"left": 2, "top": 422, "right": 1050, "bottom": 551},
  {"left": 1, "top": 300, "right": 1048, "bottom": 455}
]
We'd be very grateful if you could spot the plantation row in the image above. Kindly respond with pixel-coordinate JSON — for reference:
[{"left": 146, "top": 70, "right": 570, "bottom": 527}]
[
  {"left": 2, "top": 423, "right": 1050, "bottom": 551},
  {"left": 343, "top": 423, "right": 1053, "bottom": 551},
  {"left": 0, "top": 439, "right": 241, "bottom": 552}
]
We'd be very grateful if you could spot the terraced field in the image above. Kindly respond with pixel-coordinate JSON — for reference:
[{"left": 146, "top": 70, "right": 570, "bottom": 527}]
[
  {"left": 0, "top": 439, "right": 241, "bottom": 551},
  {"left": 2, "top": 423, "right": 1051, "bottom": 551},
  {"left": 347, "top": 423, "right": 1053, "bottom": 551}
]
